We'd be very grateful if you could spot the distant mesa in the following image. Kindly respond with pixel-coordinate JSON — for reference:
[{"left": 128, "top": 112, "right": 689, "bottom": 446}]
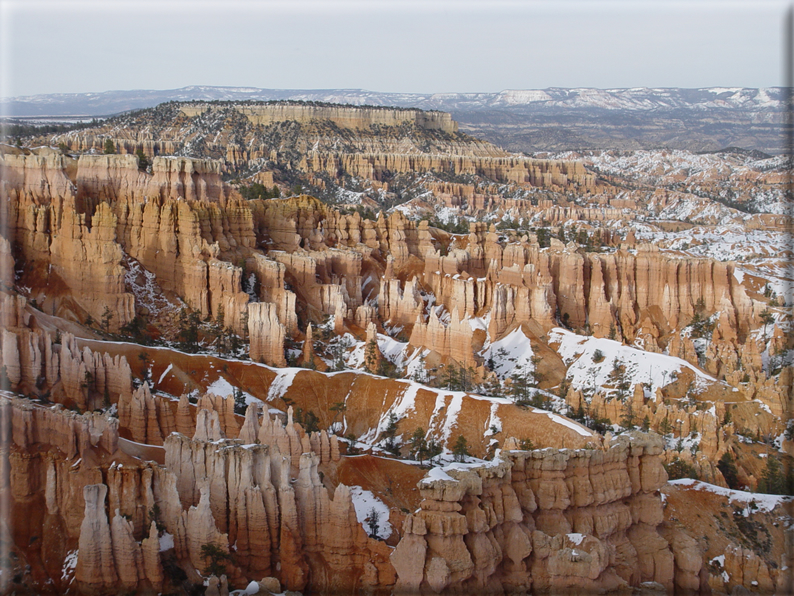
[{"left": 179, "top": 101, "right": 458, "bottom": 133}]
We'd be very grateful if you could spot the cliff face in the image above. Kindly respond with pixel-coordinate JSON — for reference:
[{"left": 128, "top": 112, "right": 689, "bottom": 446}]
[
  {"left": 393, "top": 433, "right": 673, "bottom": 594},
  {"left": 50, "top": 101, "right": 601, "bottom": 215},
  {"left": 181, "top": 102, "right": 459, "bottom": 133},
  {"left": 5, "top": 388, "right": 687, "bottom": 595}
]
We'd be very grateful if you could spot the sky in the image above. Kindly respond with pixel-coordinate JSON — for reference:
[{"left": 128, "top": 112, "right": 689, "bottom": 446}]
[{"left": 0, "top": 0, "right": 790, "bottom": 98}]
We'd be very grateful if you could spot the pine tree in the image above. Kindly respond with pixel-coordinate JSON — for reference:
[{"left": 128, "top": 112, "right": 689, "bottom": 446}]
[
  {"left": 717, "top": 452, "right": 741, "bottom": 490},
  {"left": 452, "top": 435, "right": 470, "bottom": 462},
  {"left": 759, "top": 309, "right": 774, "bottom": 343},
  {"left": 410, "top": 427, "right": 427, "bottom": 464},
  {"left": 232, "top": 387, "right": 246, "bottom": 415},
  {"left": 510, "top": 366, "right": 532, "bottom": 406},
  {"left": 103, "top": 139, "right": 116, "bottom": 154},
  {"left": 366, "top": 507, "right": 380, "bottom": 539},
  {"left": 660, "top": 415, "right": 673, "bottom": 435},
  {"left": 381, "top": 412, "right": 400, "bottom": 455},
  {"left": 135, "top": 147, "right": 149, "bottom": 171},
  {"left": 101, "top": 306, "right": 114, "bottom": 333},
  {"left": 758, "top": 456, "right": 787, "bottom": 495},
  {"left": 365, "top": 338, "right": 379, "bottom": 373},
  {"left": 426, "top": 438, "right": 442, "bottom": 464}
]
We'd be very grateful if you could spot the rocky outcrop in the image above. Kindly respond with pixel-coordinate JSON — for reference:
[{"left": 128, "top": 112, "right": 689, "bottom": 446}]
[
  {"left": 409, "top": 308, "right": 480, "bottom": 367},
  {"left": 75, "top": 484, "right": 118, "bottom": 589},
  {"left": 392, "top": 432, "right": 673, "bottom": 593},
  {"left": 5, "top": 394, "right": 118, "bottom": 458},
  {"left": 181, "top": 103, "right": 459, "bottom": 133},
  {"left": 0, "top": 325, "right": 132, "bottom": 410},
  {"left": 246, "top": 253, "right": 298, "bottom": 335},
  {"left": 75, "top": 154, "right": 226, "bottom": 203},
  {"left": 248, "top": 302, "right": 286, "bottom": 366},
  {"left": 163, "top": 431, "right": 386, "bottom": 591}
]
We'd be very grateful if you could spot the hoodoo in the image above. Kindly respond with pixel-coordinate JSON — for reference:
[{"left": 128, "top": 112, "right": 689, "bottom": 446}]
[{"left": 0, "top": 97, "right": 789, "bottom": 595}]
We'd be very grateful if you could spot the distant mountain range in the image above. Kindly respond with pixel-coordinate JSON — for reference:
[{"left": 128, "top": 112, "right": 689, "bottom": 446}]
[{"left": 2, "top": 86, "right": 786, "bottom": 154}]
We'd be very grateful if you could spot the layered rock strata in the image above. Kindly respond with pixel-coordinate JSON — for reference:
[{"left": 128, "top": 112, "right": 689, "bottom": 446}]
[{"left": 392, "top": 433, "right": 674, "bottom": 594}]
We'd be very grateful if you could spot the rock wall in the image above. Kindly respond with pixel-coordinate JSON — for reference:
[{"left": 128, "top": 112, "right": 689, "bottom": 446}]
[
  {"left": 181, "top": 103, "right": 459, "bottom": 133},
  {"left": 391, "top": 432, "right": 674, "bottom": 594},
  {"left": 248, "top": 302, "right": 286, "bottom": 366}
]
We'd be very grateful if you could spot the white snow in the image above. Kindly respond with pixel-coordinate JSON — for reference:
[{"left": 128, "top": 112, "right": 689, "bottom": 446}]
[
  {"left": 439, "top": 394, "right": 465, "bottom": 442},
  {"left": 567, "top": 533, "right": 585, "bottom": 545},
  {"left": 62, "top": 550, "right": 78, "bottom": 581},
  {"left": 422, "top": 466, "right": 455, "bottom": 483},
  {"left": 541, "top": 410, "right": 593, "bottom": 437},
  {"left": 157, "top": 363, "right": 173, "bottom": 385},
  {"left": 481, "top": 327, "right": 535, "bottom": 379},
  {"left": 711, "top": 554, "right": 725, "bottom": 567},
  {"left": 266, "top": 368, "right": 301, "bottom": 401},
  {"left": 348, "top": 486, "right": 392, "bottom": 539},
  {"left": 668, "top": 479, "right": 792, "bottom": 512},
  {"left": 484, "top": 402, "right": 502, "bottom": 436},
  {"left": 206, "top": 376, "right": 236, "bottom": 397},
  {"left": 389, "top": 383, "right": 421, "bottom": 419},
  {"left": 550, "top": 328, "right": 718, "bottom": 396},
  {"left": 159, "top": 532, "right": 174, "bottom": 552}
]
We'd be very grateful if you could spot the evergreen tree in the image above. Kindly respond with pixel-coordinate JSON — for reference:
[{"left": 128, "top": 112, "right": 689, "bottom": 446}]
[
  {"left": 665, "top": 457, "right": 698, "bottom": 481},
  {"left": 135, "top": 147, "right": 149, "bottom": 171},
  {"left": 425, "top": 438, "right": 442, "bottom": 465},
  {"left": 200, "top": 543, "right": 231, "bottom": 577},
  {"left": 137, "top": 352, "right": 151, "bottom": 384},
  {"left": 330, "top": 401, "right": 347, "bottom": 429},
  {"left": 659, "top": 415, "right": 673, "bottom": 435},
  {"left": 620, "top": 402, "right": 635, "bottom": 429},
  {"left": 717, "top": 452, "right": 741, "bottom": 490},
  {"left": 366, "top": 507, "right": 380, "bottom": 539},
  {"left": 381, "top": 412, "right": 400, "bottom": 455},
  {"left": 101, "top": 306, "right": 114, "bottom": 333},
  {"left": 452, "top": 434, "right": 470, "bottom": 462},
  {"left": 519, "top": 438, "right": 534, "bottom": 450},
  {"left": 758, "top": 455, "right": 787, "bottom": 495},
  {"left": 509, "top": 365, "right": 532, "bottom": 406},
  {"left": 232, "top": 387, "right": 246, "bottom": 415},
  {"left": 177, "top": 308, "right": 201, "bottom": 353},
  {"left": 410, "top": 427, "right": 427, "bottom": 464},
  {"left": 759, "top": 309, "right": 774, "bottom": 343},
  {"left": 103, "top": 139, "right": 116, "bottom": 154},
  {"left": 365, "top": 338, "right": 379, "bottom": 373}
]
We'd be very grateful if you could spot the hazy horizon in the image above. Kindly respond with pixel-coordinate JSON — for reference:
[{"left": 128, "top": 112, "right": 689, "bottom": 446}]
[
  {"left": 1, "top": 83, "right": 788, "bottom": 102},
  {"left": 1, "top": 0, "right": 789, "bottom": 99}
]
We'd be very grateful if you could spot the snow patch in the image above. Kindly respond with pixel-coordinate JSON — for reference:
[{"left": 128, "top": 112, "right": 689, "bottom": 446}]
[
  {"left": 567, "top": 533, "right": 585, "bottom": 545},
  {"left": 668, "top": 479, "right": 792, "bottom": 512},
  {"left": 349, "top": 486, "right": 391, "bottom": 539},
  {"left": 62, "top": 550, "right": 78, "bottom": 582},
  {"left": 157, "top": 363, "right": 173, "bottom": 385},
  {"left": 481, "top": 327, "right": 535, "bottom": 378},
  {"left": 541, "top": 410, "right": 593, "bottom": 437},
  {"left": 550, "top": 328, "right": 718, "bottom": 396},
  {"left": 266, "top": 368, "right": 301, "bottom": 401},
  {"left": 159, "top": 532, "right": 174, "bottom": 552}
]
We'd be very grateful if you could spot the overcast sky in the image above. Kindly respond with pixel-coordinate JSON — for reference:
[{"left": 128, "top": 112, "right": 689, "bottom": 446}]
[{"left": 0, "top": 0, "right": 789, "bottom": 98}]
